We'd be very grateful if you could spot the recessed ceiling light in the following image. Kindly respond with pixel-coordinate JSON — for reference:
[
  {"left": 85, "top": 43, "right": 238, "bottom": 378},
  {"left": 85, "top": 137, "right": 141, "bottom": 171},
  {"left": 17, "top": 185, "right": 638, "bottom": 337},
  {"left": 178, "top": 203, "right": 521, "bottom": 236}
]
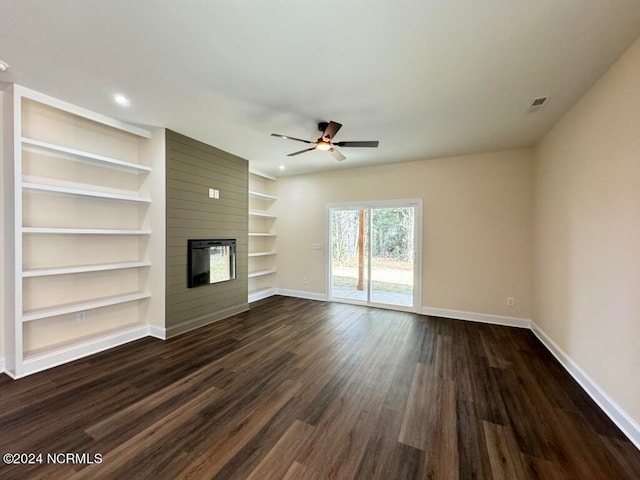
[
  {"left": 279, "top": 165, "right": 285, "bottom": 171},
  {"left": 0, "top": 60, "right": 9, "bottom": 72},
  {"left": 113, "top": 93, "right": 131, "bottom": 107}
]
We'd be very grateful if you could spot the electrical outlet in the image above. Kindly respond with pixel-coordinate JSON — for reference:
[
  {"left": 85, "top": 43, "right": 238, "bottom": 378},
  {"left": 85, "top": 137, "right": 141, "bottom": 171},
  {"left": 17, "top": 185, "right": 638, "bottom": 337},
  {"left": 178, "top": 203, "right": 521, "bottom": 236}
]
[
  {"left": 506, "top": 297, "right": 515, "bottom": 307},
  {"left": 76, "top": 311, "right": 86, "bottom": 323},
  {"left": 303, "top": 277, "right": 308, "bottom": 285}
]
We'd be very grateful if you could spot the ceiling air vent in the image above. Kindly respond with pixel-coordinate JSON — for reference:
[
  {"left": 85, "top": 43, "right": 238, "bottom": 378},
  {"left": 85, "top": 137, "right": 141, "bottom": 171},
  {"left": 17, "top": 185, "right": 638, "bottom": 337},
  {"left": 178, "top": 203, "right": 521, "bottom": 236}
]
[{"left": 528, "top": 96, "right": 550, "bottom": 113}]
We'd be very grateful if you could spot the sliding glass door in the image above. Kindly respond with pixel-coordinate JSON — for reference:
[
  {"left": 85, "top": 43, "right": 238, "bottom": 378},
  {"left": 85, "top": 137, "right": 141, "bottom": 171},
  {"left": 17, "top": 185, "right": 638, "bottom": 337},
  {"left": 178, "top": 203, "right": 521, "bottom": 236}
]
[{"left": 329, "top": 200, "right": 420, "bottom": 311}]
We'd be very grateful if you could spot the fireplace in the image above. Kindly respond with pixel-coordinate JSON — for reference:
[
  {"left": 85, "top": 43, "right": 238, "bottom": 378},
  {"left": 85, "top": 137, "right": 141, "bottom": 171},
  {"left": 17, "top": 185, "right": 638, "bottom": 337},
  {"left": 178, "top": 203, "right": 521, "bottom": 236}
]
[{"left": 187, "top": 239, "right": 236, "bottom": 288}]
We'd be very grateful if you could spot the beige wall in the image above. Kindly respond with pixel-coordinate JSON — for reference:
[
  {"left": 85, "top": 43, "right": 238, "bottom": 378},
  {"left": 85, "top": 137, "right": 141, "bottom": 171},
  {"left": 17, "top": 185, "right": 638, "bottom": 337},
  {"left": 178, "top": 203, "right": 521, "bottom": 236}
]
[
  {"left": 534, "top": 38, "right": 640, "bottom": 424},
  {"left": 277, "top": 149, "right": 533, "bottom": 319}
]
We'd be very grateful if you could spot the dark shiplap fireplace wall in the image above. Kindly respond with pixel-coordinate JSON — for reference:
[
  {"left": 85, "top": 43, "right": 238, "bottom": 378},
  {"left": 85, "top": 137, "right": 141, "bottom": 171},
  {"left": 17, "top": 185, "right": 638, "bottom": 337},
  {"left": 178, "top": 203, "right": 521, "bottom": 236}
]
[{"left": 165, "top": 130, "right": 248, "bottom": 335}]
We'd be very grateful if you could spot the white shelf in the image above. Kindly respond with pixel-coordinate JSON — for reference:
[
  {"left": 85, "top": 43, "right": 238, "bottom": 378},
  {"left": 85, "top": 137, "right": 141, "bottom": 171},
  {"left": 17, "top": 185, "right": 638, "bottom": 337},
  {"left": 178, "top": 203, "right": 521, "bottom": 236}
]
[
  {"left": 248, "top": 269, "right": 277, "bottom": 278},
  {"left": 22, "top": 137, "right": 152, "bottom": 173},
  {"left": 23, "top": 261, "right": 151, "bottom": 278},
  {"left": 23, "top": 291, "right": 151, "bottom": 322},
  {"left": 249, "top": 168, "right": 277, "bottom": 181},
  {"left": 249, "top": 209, "right": 276, "bottom": 218},
  {"left": 22, "top": 227, "right": 152, "bottom": 235},
  {"left": 249, "top": 232, "right": 277, "bottom": 237},
  {"left": 22, "top": 182, "right": 152, "bottom": 203},
  {"left": 249, "top": 190, "right": 278, "bottom": 201},
  {"left": 248, "top": 251, "right": 277, "bottom": 257}
]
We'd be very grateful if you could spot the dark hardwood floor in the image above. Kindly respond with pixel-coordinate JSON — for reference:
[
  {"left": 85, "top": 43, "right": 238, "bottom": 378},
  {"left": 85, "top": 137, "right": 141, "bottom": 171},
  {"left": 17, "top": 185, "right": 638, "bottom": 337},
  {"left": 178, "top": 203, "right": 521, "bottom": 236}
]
[{"left": 1, "top": 296, "right": 639, "bottom": 479}]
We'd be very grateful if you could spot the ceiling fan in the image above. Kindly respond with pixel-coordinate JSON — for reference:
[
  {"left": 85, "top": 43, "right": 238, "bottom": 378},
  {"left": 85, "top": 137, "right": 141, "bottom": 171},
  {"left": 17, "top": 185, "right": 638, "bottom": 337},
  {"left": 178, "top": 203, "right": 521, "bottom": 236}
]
[{"left": 271, "top": 121, "right": 379, "bottom": 161}]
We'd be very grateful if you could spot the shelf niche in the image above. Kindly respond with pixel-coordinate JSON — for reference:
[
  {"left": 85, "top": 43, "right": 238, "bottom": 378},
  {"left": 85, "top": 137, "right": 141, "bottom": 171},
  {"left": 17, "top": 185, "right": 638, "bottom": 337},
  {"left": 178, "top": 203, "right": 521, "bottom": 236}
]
[{"left": 248, "top": 170, "right": 278, "bottom": 303}]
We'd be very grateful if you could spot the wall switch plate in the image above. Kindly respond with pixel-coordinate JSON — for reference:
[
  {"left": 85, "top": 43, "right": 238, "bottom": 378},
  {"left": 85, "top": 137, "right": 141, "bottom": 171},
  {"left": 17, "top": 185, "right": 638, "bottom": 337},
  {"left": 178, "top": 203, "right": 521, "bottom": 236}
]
[
  {"left": 506, "top": 297, "right": 515, "bottom": 307},
  {"left": 303, "top": 277, "right": 308, "bottom": 285}
]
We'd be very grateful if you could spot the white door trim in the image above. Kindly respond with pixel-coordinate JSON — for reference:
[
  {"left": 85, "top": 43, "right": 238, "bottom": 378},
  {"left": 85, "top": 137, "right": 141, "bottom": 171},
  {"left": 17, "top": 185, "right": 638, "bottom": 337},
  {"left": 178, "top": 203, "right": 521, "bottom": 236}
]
[{"left": 326, "top": 198, "right": 423, "bottom": 313}]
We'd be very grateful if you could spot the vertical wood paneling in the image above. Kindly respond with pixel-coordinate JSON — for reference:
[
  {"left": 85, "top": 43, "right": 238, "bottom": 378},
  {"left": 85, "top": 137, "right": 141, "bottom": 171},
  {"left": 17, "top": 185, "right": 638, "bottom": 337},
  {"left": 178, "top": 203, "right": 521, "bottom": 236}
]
[{"left": 165, "top": 130, "right": 248, "bottom": 329}]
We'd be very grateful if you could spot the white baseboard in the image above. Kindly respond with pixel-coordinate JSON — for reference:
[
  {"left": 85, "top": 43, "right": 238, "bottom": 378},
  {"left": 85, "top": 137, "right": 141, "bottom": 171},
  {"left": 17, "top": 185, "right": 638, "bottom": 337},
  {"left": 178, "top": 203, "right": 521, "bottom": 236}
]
[
  {"left": 20, "top": 325, "right": 149, "bottom": 378},
  {"left": 5, "top": 305, "right": 247, "bottom": 378},
  {"left": 148, "top": 324, "right": 167, "bottom": 340},
  {"left": 276, "top": 289, "right": 327, "bottom": 302},
  {"left": 164, "top": 303, "right": 249, "bottom": 339},
  {"left": 248, "top": 288, "right": 277, "bottom": 303},
  {"left": 421, "top": 306, "right": 531, "bottom": 329},
  {"left": 531, "top": 322, "right": 640, "bottom": 450}
]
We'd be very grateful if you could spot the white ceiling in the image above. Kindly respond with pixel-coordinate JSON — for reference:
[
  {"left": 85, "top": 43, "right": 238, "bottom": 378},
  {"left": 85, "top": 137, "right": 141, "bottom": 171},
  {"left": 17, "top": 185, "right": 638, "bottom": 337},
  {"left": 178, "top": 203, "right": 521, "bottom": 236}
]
[{"left": 1, "top": 1, "right": 640, "bottom": 177}]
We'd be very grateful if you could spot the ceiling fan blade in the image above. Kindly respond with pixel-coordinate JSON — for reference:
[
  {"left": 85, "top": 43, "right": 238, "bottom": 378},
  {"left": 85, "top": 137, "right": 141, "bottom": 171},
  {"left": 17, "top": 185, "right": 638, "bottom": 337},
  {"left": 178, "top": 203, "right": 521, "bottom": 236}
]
[
  {"left": 322, "top": 121, "right": 343, "bottom": 142},
  {"left": 287, "top": 147, "right": 317, "bottom": 157},
  {"left": 271, "top": 133, "right": 313, "bottom": 144},
  {"left": 333, "top": 141, "right": 379, "bottom": 148},
  {"left": 329, "top": 148, "right": 346, "bottom": 161}
]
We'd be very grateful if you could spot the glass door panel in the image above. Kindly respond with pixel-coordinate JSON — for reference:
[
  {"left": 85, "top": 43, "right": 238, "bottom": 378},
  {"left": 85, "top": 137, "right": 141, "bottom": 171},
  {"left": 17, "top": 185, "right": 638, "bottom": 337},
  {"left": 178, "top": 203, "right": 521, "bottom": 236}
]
[
  {"left": 370, "top": 207, "right": 415, "bottom": 307},
  {"left": 330, "top": 209, "right": 368, "bottom": 302}
]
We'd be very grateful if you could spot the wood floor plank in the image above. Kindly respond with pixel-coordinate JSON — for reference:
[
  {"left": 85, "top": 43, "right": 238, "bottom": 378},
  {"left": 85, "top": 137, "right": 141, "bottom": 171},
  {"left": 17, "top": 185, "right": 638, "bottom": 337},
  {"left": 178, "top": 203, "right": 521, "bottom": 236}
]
[
  {"left": 480, "top": 329, "right": 511, "bottom": 369},
  {"left": 244, "top": 420, "right": 315, "bottom": 480},
  {"left": 0, "top": 296, "right": 638, "bottom": 479},
  {"left": 282, "top": 461, "right": 318, "bottom": 480},
  {"left": 398, "top": 362, "right": 459, "bottom": 478},
  {"left": 600, "top": 435, "right": 640, "bottom": 480},
  {"left": 175, "top": 379, "right": 304, "bottom": 479},
  {"left": 482, "top": 421, "right": 528, "bottom": 480},
  {"left": 69, "top": 384, "right": 225, "bottom": 479},
  {"left": 85, "top": 363, "right": 224, "bottom": 442},
  {"left": 398, "top": 362, "right": 433, "bottom": 449},
  {"left": 550, "top": 408, "right": 633, "bottom": 479},
  {"left": 521, "top": 454, "right": 567, "bottom": 480},
  {"left": 456, "top": 399, "right": 492, "bottom": 479},
  {"left": 355, "top": 406, "right": 424, "bottom": 480}
]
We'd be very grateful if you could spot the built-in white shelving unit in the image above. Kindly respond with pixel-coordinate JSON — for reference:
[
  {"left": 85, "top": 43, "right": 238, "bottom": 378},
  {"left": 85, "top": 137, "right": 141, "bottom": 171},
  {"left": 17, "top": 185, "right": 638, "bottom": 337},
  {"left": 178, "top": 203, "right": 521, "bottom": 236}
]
[
  {"left": 2, "top": 84, "right": 156, "bottom": 378},
  {"left": 248, "top": 170, "right": 278, "bottom": 302}
]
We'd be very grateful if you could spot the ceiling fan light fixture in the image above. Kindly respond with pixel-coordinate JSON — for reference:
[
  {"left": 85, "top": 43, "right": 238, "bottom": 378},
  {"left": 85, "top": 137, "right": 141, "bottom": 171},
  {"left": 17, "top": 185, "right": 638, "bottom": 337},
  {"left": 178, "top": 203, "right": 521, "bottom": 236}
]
[{"left": 272, "top": 120, "right": 379, "bottom": 161}]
